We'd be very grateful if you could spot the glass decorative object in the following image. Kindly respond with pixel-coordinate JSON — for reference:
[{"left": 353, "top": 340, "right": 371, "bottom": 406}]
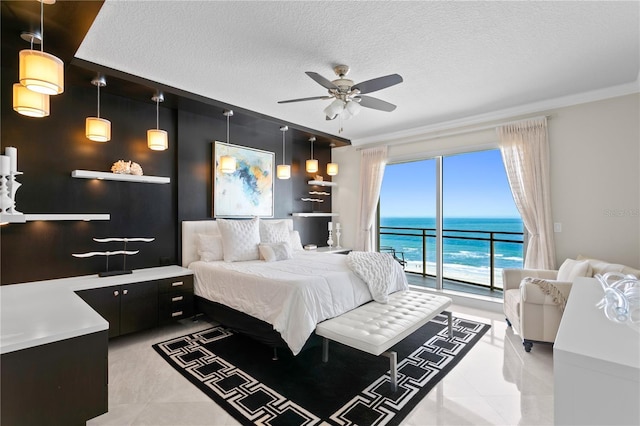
[{"left": 595, "top": 272, "right": 640, "bottom": 331}]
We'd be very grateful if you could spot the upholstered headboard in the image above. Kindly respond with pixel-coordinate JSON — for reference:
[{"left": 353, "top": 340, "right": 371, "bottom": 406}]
[{"left": 181, "top": 219, "right": 294, "bottom": 267}]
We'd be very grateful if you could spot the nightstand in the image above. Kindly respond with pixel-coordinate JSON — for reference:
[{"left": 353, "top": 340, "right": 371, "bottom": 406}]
[{"left": 313, "top": 246, "right": 351, "bottom": 254}]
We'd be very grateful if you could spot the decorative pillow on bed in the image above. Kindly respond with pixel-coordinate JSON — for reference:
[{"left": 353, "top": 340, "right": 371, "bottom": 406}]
[
  {"left": 196, "top": 233, "right": 224, "bottom": 262},
  {"left": 289, "top": 230, "right": 304, "bottom": 251},
  {"left": 258, "top": 242, "right": 293, "bottom": 262},
  {"left": 259, "top": 220, "right": 290, "bottom": 244},
  {"left": 217, "top": 217, "right": 260, "bottom": 262}
]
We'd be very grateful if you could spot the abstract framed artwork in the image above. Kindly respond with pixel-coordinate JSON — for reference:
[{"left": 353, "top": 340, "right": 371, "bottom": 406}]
[{"left": 213, "top": 141, "right": 274, "bottom": 217}]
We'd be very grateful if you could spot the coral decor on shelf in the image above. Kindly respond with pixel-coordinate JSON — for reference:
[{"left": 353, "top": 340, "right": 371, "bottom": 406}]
[{"left": 111, "top": 160, "right": 143, "bottom": 176}]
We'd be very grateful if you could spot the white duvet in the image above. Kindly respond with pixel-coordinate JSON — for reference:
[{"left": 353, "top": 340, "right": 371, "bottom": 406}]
[{"left": 189, "top": 251, "right": 408, "bottom": 354}]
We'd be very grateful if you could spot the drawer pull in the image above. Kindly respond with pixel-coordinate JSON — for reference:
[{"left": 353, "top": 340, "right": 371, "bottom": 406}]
[
  {"left": 171, "top": 296, "right": 184, "bottom": 302},
  {"left": 123, "top": 289, "right": 128, "bottom": 295},
  {"left": 171, "top": 311, "right": 183, "bottom": 317},
  {"left": 113, "top": 290, "right": 119, "bottom": 297},
  {"left": 171, "top": 281, "right": 184, "bottom": 287}
]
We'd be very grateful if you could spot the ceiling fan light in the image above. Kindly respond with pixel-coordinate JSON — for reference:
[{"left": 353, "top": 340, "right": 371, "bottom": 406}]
[
  {"left": 346, "top": 100, "right": 361, "bottom": 117},
  {"left": 330, "top": 99, "right": 345, "bottom": 115},
  {"left": 277, "top": 164, "right": 291, "bottom": 180},
  {"left": 13, "top": 83, "right": 49, "bottom": 117},
  {"left": 327, "top": 162, "right": 339, "bottom": 176}
]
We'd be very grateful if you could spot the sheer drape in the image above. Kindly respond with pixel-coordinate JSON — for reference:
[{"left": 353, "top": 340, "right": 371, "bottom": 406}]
[
  {"left": 497, "top": 117, "right": 556, "bottom": 269},
  {"left": 355, "top": 146, "right": 388, "bottom": 251}
]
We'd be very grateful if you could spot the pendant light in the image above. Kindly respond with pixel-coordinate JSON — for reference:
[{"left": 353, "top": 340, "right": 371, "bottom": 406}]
[
  {"left": 147, "top": 92, "right": 168, "bottom": 151},
  {"left": 13, "top": 83, "right": 49, "bottom": 117},
  {"left": 305, "top": 136, "right": 318, "bottom": 173},
  {"left": 219, "top": 110, "right": 236, "bottom": 173},
  {"left": 85, "top": 76, "right": 111, "bottom": 142},
  {"left": 327, "top": 143, "right": 339, "bottom": 176},
  {"left": 277, "top": 126, "right": 290, "bottom": 180},
  {"left": 19, "top": 1, "right": 64, "bottom": 95}
]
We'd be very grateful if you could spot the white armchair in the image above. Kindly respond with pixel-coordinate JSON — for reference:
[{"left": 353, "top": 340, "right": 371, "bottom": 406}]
[
  {"left": 503, "top": 268, "right": 567, "bottom": 352},
  {"left": 504, "top": 256, "right": 640, "bottom": 352}
]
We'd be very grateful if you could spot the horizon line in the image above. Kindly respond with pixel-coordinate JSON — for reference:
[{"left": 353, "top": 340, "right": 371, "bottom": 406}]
[{"left": 380, "top": 216, "right": 522, "bottom": 219}]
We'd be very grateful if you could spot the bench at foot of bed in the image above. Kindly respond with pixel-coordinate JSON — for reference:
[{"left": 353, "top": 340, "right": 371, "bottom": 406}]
[{"left": 315, "top": 290, "right": 453, "bottom": 392}]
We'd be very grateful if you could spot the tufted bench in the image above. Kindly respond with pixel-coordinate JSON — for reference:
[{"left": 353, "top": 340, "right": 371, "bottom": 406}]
[{"left": 315, "top": 290, "right": 453, "bottom": 391}]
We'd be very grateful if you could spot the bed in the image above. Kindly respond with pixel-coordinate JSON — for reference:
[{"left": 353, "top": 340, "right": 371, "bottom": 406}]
[{"left": 182, "top": 219, "right": 408, "bottom": 355}]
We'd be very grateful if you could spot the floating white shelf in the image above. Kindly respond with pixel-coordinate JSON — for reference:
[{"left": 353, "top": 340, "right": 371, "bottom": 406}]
[
  {"left": 291, "top": 212, "right": 339, "bottom": 217},
  {"left": 307, "top": 180, "right": 337, "bottom": 187},
  {"left": 71, "top": 170, "right": 170, "bottom": 184},
  {"left": 1, "top": 213, "right": 110, "bottom": 224}
]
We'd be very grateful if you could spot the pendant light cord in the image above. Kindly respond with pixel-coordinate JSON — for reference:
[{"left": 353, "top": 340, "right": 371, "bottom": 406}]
[
  {"left": 40, "top": 0, "right": 44, "bottom": 52},
  {"left": 310, "top": 138, "right": 314, "bottom": 160},
  {"left": 156, "top": 97, "right": 159, "bottom": 130},
  {"left": 282, "top": 131, "right": 285, "bottom": 165},
  {"left": 226, "top": 113, "right": 230, "bottom": 144},
  {"left": 97, "top": 84, "right": 101, "bottom": 118}
]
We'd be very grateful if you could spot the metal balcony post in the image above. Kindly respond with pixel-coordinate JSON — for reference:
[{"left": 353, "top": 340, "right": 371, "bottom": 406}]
[{"left": 490, "top": 232, "right": 495, "bottom": 291}]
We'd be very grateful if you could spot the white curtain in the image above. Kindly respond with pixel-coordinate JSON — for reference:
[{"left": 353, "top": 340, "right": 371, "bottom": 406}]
[
  {"left": 355, "top": 146, "right": 388, "bottom": 251},
  {"left": 497, "top": 117, "right": 556, "bottom": 270}
]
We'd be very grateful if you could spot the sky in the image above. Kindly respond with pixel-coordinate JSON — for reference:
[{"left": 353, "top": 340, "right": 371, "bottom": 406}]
[{"left": 379, "top": 149, "right": 520, "bottom": 218}]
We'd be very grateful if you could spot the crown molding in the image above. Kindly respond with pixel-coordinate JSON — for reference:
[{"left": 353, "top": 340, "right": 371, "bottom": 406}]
[{"left": 351, "top": 80, "right": 640, "bottom": 148}]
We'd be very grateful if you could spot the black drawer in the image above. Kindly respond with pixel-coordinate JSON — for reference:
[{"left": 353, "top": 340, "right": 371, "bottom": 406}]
[
  {"left": 159, "top": 291, "right": 194, "bottom": 323},
  {"left": 158, "top": 275, "right": 193, "bottom": 293}
]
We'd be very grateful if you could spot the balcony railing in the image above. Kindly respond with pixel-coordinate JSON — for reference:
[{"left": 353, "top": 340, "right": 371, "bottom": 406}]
[{"left": 379, "top": 226, "right": 524, "bottom": 291}]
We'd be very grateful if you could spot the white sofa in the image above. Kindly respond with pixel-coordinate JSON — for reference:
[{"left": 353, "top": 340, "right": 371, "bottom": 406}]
[{"left": 503, "top": 255, "right": 640, "bottom": 352}]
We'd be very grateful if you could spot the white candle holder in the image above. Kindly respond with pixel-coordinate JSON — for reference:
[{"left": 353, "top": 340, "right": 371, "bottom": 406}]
[
  {"left": 327, "top": 230, "right": 334, "bottom": 248},
  {"left": 0, "top": 175, "right": 12, "bottom": 214},
  {"left": 6, "top": 172, "right": 22, "bottom": 214},
  {"left": 335, "top": 229, "right": 341, "bottom": 248}
]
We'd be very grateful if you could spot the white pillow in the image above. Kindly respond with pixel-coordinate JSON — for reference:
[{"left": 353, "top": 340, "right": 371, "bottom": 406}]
[
  {"left": 557, "top": 258, "right": 593, "bottom": 282},
  {"left": 217, "top": 218, "right": 260, "bottom": 262},
  {"left": 196, "top": 233, "right": 224, "bottom": 262},
  {"left": 289, "top": 230, "right": 304, "bottom": 251},
  {"left": 258, "top": 242, "right": 293, "bottom": 262},
  {"left": 260, "top": 220, "right": 290, "bottom": 244}
]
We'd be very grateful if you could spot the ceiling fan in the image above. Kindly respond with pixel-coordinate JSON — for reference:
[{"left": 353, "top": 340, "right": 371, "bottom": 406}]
[{"left": 278, "top": 65, "right": 403, "bottom": 120}]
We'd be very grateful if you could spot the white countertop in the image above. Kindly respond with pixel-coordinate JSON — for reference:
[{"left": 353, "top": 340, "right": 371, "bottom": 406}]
[
  {"left": 554, "top": 277, "right": 640, "bottom": 374},
  {"left": 0, "top": 265, "right": 193, "bottom": 355}
]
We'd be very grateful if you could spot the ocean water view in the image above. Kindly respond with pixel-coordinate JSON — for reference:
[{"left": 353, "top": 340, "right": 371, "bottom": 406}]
[{"left": 380, "top": 217, "right": 524, "bottom": 289}]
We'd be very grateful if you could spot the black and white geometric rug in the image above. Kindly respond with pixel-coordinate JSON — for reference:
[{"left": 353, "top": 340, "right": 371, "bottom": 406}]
[{"left": 153, "top": 313, "right": 489, "bottom": 426}]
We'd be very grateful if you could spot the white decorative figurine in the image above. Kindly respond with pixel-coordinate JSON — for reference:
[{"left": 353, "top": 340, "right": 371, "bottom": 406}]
[{"left": 73, "top": 237, "right": 155, "bottom": 277}]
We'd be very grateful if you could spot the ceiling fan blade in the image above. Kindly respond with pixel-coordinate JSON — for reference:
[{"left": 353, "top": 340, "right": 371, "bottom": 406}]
[
  {"left": 278, "top": 96, "right": 333, "bottom": 104},
  {"left": 356, "top": 95, "right": 397, "bottom": 112},
  {"left": 305, "top": 71, "right": 339, "bottom": 90},
  {"left": 352, "top": 74, "right": 403, "bottom": 94}
]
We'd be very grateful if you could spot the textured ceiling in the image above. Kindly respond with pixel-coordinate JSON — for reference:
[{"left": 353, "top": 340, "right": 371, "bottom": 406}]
[{"left": 76, "top": 1, "right": 640, "bottom": 145}]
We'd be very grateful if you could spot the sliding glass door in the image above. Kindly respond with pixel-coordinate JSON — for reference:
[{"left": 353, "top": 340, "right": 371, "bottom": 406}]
[{"left": 379, "top": 149, "right": 523, "bottom": 295}]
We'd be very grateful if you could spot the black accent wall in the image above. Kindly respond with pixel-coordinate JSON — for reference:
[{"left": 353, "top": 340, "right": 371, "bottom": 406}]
[{"left": 1, "top": 61, "right": 342, "bottom": 285}]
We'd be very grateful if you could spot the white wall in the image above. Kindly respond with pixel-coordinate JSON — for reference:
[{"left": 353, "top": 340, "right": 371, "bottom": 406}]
[{"left": 333, "top": 93, "right": 640, "bottom": 268}]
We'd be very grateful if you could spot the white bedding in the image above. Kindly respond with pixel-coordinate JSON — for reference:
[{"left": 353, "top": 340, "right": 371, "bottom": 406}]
[{"left": 189, "top": 251, "right": 408, "bottom": 354}]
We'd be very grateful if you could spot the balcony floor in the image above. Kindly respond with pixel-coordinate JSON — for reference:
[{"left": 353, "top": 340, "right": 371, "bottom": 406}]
[{"left": 405, "top": 272, "right": 503, "bottom": 300}]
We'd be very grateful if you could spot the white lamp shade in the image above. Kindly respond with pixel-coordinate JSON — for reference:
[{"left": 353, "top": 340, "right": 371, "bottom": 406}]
[
  {"left": 305, "top": 159, "right": 318, "bottom": 173},
  {"left": 13, "top": 83, "right": 49, "bottom": 117},
  {"left": 147, "top": 129, "right": 168, "bottom": 151},
  {"left": 277, "top": 164, "right": 291, "bottom": 179},
  {"left": 19, "top": 49, "right": 64, "bottom": 95},
  {"left": 86, "top": 117, "right": 111, "bottom": 142},
  {"left": 220, "top": 155, "right": 237, "bottom": 173},
  {"left": 327, "top": 162, "right": 339, "bottom": 176},
  {"left": 346, "top": 100, "right": 361, "bottom": 117},
  {"left": 324, "top": 99, "right": 345, "bottom": 118}
]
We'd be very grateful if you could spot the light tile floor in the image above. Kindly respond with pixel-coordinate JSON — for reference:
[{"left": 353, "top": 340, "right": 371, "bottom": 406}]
[{"left": 88, "top": 304, "right": 554, "bottom": 426}]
